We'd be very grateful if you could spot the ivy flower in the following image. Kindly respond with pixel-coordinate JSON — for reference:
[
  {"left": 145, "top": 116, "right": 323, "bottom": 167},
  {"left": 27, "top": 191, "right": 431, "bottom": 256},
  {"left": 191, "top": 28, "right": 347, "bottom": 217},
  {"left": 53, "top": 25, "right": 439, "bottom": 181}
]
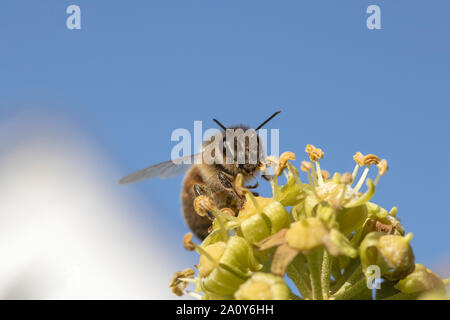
[{"left": 170, "top": 145, "right": 445, "bottom": 301}]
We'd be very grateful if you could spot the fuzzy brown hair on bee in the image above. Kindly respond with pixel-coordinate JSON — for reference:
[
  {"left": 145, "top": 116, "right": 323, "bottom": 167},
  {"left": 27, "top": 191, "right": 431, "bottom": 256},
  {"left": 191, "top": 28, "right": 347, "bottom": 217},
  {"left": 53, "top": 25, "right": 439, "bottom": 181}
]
[{"left": 119, "top": 111, "right": 281, "bottom": 240}]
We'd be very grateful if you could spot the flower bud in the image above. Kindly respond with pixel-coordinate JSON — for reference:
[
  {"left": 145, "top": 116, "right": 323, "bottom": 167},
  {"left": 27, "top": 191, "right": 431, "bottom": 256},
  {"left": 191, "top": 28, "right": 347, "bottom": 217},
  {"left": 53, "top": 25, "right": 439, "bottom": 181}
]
[
  {"left": 234, "top": 273, "right": 290, "bottom": 300},
  {"left": 239, "top": 200, "right": 289, "bottom": 244},
  {"left": 239, "top": 213, "right": 271, "bottom": 244},
  {"left": 360, "top": 232, "right": 415, "bottom": 281},
  {"left": 198, "top": 242, "right": 226, "bottom": 278},
  {"left": 238, "top": 196, "right": 273, "bottom": 220},
  {"left": 395, "top": 264, "right": 447, "bottom": 295},
  {"left": 262, "top": 201, "right": 290, "bottom": 234},
  {"left": 198, "top": 236, "right": 262, "bottom": 298},
  {"left": 336, "top": 204, "right": 368, "bottom": 235}
]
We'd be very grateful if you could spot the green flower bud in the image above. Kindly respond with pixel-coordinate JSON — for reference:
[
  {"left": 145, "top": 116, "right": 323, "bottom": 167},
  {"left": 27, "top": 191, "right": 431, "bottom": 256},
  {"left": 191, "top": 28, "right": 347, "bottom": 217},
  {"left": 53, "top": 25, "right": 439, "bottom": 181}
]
[
  {"left": 234, "top": 272, "right": 290, "bottom": 300},
  {"left": 395, "top": 264, "right": 447, "bottom": 295},
  {"left": 198, "top": 236, "right": 262, "bottom": 298},
  {"left": 198, "top": 241, "right": 227, "bottom": 278},
  {"left": 240, "top": 213, "right": 271, "bottom": 244},
  {"left": 263, "top": 201, "right": 290, "bottom": 234},
  {"left": 336, "top": 205, "right": 368, "bottom": 235},
  {"left": 239, "top": 200, "right": 289, "bottom": 243},
  {"left": 360, "top": 232, "right": 415, "bottom": 281}
]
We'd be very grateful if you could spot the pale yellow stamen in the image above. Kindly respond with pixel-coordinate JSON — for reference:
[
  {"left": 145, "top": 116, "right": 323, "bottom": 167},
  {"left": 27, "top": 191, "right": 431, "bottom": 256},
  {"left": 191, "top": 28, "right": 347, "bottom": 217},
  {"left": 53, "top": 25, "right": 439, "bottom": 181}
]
[
  {"left": 354, "top": 167, "right": 369, "bottom": 192},
  {"left": 265, "top": 155, "right": 278, "bottom": 168},
  {"left": 183, "top": 233, "right": 196, "bottom": 251},
  {"left": 276, "top": 151, "right": 296, "bottom": 176},
  {"left": 351, "top": 164, "right": 359, "bottom": 181},
  {"left": 301, "top": 161, "right": 313, "bottom": 172},
  {"left": 377, "top": 159, "right": 388, "bottom": 176},
  {"left": 171, "top": 285, "right": 184, "bottom": 296},
  {"left": 353, "top": 152, "right": 365, "bottom": 167},
  {"left": 363, "top": 154, "right": 380, "bottom": 166},
  {"left": 374, "top": 159, "right": 388, "bottom": 185},
  {"left": 170, "top": 268, "right": 196, "bottom": 297},
  {"left": 311, "top": 162, "right": 318, "bottom": 186},
  {"left": 341, "top": 172, "right": 353, "bottom": 185},
  {"left": 353, "top": 153, "right": 380, "bottom": 190},
  {"left": 305, "top": 144, "right": 324, "bottom": 162},
  {"left": 321, "top": 170, "right": 330, "bottom": 180},
  {"left": 185, "top": 291, "right": 202, "bottom": 299},
  {"left": 338, "top": 184, "right": 347, "bottom": 209},
  {"left": 194, "top": 196, "right": 234, "bottom": 240},
  {"left": 315, "top": 161, "right": 324, "bottom": 186},
  {"left": 221, "top": 208, "right": 236, "bottom": 217},
  {"left": 193, "top": 196, "right": 216, "bottom": 217},
  {"left": 235, "top": 173, "right": 247, "bottom": 196}
]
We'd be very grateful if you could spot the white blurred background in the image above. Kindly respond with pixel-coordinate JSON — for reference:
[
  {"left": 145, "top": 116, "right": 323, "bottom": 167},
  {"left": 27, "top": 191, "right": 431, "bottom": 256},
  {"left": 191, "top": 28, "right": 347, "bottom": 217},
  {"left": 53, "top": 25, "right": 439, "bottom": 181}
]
[{"left": 0, "top": 114, "right": 184, "bottom": 299}]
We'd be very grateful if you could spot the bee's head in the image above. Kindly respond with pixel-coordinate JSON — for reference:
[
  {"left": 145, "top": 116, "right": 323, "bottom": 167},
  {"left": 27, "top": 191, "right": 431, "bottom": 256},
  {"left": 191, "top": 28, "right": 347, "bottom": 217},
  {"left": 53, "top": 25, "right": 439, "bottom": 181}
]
[
  {"left": 220, "top": 125, "right": 264, "bottom": 175},
  {"left": 208, "top": 111, "right": 281, "bottom": 177}
]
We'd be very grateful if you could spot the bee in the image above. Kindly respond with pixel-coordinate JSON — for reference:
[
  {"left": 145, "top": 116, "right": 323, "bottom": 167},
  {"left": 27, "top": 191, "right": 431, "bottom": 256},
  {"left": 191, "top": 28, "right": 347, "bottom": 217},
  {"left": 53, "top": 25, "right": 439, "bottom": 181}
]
[{"left": 119, "top": 111, "right": 281, "bottom": 240}]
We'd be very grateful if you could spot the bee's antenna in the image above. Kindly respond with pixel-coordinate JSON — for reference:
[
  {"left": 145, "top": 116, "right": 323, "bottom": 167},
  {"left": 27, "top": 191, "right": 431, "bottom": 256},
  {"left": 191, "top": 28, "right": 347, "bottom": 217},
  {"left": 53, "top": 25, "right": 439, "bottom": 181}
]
[
  {"left": 213, "top": 118, "right": 227, "bottom": 131},
  {"left": 255, "top": 110, "right": 281, "bottom": 130}
]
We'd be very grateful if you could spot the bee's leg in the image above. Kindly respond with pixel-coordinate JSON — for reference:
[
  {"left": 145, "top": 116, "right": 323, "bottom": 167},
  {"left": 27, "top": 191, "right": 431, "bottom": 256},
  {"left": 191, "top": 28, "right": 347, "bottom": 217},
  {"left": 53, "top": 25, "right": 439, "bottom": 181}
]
[
  {"left": 217, "top": 171, "right": 244, "bottom": 208},
  {"left": 261, "top": 174, "right": 271, "bottom": 181},
  {"left": 245, "top": 182, "right": 258, "bottom": 189},
  {"left": 193, "top": 184, "right": 215, "bottom": 220},
  {"left": 217, "top": 171, "right": 234, "bottom": 189},
  {"left": 193, "top": 184, "right": 208, "bottom": 197},
  {"left": 243, "top": 182, "right": 258, "bottom": 196}
]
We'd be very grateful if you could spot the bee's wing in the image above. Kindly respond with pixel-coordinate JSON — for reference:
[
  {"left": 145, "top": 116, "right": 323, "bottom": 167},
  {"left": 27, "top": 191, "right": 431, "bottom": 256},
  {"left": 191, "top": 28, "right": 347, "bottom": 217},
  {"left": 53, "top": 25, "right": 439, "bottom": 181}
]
[{"left": 119, "top": 154, "right": 199, "bottom": 184}]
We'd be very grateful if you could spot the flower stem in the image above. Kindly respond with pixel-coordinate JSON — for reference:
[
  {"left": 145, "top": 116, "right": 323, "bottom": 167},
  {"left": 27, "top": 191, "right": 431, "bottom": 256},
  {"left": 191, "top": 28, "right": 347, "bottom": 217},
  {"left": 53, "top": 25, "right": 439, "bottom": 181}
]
[
  {"left": 287, "top": 254, "right": 312, "bottom": 299},
  {"left": 332, "top": 277, "right": 366, "bottom": 300},
  {"left": 307, "top": 247, "right": 323, "bottom": 300},
  {"left": 331, "top": 263, "right": 365, "bottom": 300},
  {"left": 331, "top": 258, "right": 359, "bottom": 293},
  {"left": 321, "top": 249, "right": 331, "bottom": 299},
  {"left": 270, "top": 176, "right": 280, "bottom": 200}
]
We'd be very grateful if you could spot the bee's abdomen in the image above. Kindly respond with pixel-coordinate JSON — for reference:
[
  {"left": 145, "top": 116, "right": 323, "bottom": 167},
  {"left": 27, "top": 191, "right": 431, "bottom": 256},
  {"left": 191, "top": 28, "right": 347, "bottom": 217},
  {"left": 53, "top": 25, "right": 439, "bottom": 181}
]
[{"left": 181, "top": 165, "right": 212, "bottom": 240}]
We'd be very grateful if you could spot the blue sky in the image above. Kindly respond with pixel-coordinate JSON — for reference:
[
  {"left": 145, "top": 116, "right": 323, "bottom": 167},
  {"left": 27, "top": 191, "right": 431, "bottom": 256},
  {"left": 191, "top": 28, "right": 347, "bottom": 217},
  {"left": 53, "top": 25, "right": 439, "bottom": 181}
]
[{"left": 0, "top": 1, "right": 449, "bottom": 271}]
